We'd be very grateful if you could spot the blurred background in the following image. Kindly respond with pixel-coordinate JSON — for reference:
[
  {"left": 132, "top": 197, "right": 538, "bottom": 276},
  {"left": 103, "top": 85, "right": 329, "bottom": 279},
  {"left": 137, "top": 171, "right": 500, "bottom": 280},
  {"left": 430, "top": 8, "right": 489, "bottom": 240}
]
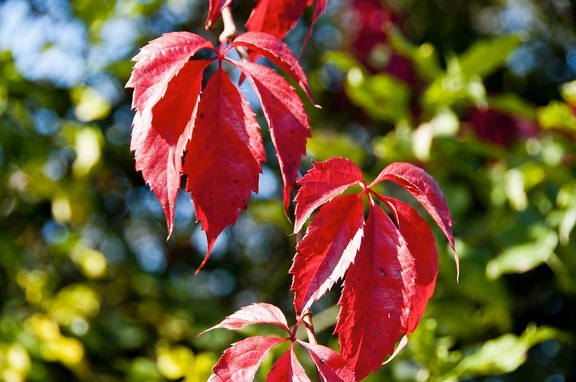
[{"left": 1, "top": 0, "right": 575, "bottom": 380}]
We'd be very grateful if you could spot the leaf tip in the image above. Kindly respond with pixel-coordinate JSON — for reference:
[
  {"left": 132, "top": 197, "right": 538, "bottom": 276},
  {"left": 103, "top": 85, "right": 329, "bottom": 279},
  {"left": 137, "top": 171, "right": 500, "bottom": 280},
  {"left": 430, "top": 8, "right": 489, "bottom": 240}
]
[
  {"left": 454, "top": 251, "right": 460, "bottom": 283},
  {"left": 195, "top": 239, "right": 215, "bottom": 276},
  {"left": 382, "top": 335, "right": 409, "bottom": 365}
]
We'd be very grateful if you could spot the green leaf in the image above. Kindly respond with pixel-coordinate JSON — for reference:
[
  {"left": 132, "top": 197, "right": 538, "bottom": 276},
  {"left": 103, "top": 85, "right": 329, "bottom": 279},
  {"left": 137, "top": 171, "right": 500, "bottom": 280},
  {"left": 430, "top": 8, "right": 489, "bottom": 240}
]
[
  {"left": 325, "top": 51, "right": 411, "bottom": 123},
  {"left": 459, "top": 34, "right": 523, "bottom": 79},
  {"left": 486, "top": 226, "right": 558, "bottom": 279},
  {"left": 453, "top": 324, "right": 565, "bottom": 378},
  {"left": 388, "top": 30, "right": 442, "bottom": 81},
  {"left": 538, "top": 101, "right": 576, "bottom": 131}
]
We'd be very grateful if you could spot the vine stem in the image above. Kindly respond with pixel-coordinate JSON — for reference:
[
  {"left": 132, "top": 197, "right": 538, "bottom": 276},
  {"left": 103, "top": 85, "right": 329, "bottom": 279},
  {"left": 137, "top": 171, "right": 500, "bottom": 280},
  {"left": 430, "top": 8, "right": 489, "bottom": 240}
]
[
  {"left": 302, "top": 310, "right": 318, "bottom": 344},
  {"left": 219, "top": 6, "right": 236, "bottom": 44},
  {"left": 219, "top": 5, "right": 249, "bottom": 61}
]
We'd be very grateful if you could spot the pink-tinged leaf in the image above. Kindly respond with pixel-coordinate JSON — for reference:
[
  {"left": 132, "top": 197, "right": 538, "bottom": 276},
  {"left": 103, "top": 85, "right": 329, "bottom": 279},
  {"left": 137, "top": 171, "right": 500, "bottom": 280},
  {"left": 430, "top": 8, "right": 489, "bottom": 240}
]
[
  {"left": 229, "top": 32, "right": 314, "bottom": 102},
  {"left": 199, "top": 303, "right": 290, "bottom": 336},
  {"left": 245, "top": 0, "right": 308, "bottom": 42},
  {"left": 234, "top": 60, "right": 311, "bottom": 214},
  {"left": 298, "top": 341, "right": 356, "bottom": 382},
  {"left": 183, "top": 69, "right": 265, "bottom": 272},
  {"left": 205, "top": 0, "right": 233, "bottom": 29},
  {"left": 379, "top": 196, "right": 438, "bottom": 334},
  {"left": 294, "top": 157, "right": 364, "bottom": 233},
  {"left": 291, "top": 194, "right": 365, "bottom": 315},
  {"left": 370, "top": 162, "right": 459, "bottom": 278},
  {"left": 127, "top": 32, "right": 215, "bottom": 139},
  {"left": 266, "top": 343, "right": 311, "bottom": 382},
  {"left": 209, "top": 336, "right": 286, "bottom": 382},
  {"left": 335, "top": 205, "right": 410, "bottom": 380},
  {"left": 130, "top": 60, "right": 208, "bottom": 236}
]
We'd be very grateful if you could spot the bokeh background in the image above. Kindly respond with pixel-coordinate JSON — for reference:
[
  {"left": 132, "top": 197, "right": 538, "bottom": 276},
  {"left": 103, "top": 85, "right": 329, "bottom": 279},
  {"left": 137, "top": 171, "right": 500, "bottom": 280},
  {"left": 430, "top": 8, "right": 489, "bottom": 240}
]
[{"left": 1, "top": 0, "right": 575, "bottom": 381}]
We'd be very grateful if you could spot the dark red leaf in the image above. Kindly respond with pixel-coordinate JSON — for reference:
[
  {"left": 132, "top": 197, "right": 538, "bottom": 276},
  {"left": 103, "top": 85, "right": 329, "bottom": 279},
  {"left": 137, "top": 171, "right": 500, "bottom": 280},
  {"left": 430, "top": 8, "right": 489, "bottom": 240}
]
[
  {"left": 293, "top": 157, "right": 364, "bottom": 233},
  {"left": 298, "top": 341, "right": 356, "bottom": 382},
  {"left": 370, "top": 162, "right": 459, "bottom": 277},
  {"left": 209, "top": 336, "right": 286, "bottom": 382},
  {"left": 335, "top": 204, "right": 410, "bottom": 380},
  {"left": 290, "top": 194, "right": 365, "bottom": 315},
  {"left": 245, "top": 0, "right": 308, "bottom": 41},
  {"left": 379, "top": 196, "right": 438, "bottom": 334},
  {"left": 230, "top": 32, "right": 314, "bottom": 102},
  {"left": 199, "top": 303, "right": 291, "bottom": 336},
  {"left": 130, "top": 60, "right": 208, "bottom": 236},
  {"left": 183, "top": 69, "right": 265, "bottom": 271},
  {"left": 206, "top": 0, "right": 233, "bottom": 29},
  {"left": 234, "top": 60, "right": 311, "bottom": 213},
  {"left": 266, "top": 343, "right": 311, "bottom": 382}
]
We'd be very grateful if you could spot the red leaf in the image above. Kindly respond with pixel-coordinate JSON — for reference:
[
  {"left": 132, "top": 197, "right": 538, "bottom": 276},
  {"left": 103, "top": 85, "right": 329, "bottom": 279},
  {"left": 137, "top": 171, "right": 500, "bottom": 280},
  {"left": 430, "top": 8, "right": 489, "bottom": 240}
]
[
  {"left": 266, "top": 343, "right": 311, "bottom": 382},
  {"left": 127, "top": 32, "right": 215, "bottom": 139},
  {"left": 126, "top": 32, "right": 215, "bottom": 235},
  {"left": 209, "top": 336, "right": 286, "bottom": 382},
  {"left": 245, "top": 0, "right": 308, "bottom": 41},
  {"left": 379, "top": 196, "right": 438, "bottom": 334},
  {"left": 335, "top": 204, "right": 410, "bottom": 380},
  {"left": 130, "top": 60, "right": 208, "bottom": 236},
  {"left": 230, "top": 32, "right": 314, "bottom": 102},
  {"left": 370, "top": 162, "right": 459, "bottom": 277},
  {"left": 293, "top": 157, "right": 364, "bottom": 233},
  {"left": 234, "top": 60, "right": 311, "bottom": 213},
  {"left": 199, "top": 303, "right": 291, "bottom": 336},
  {"left": 298, "top": 341, "right": 355, "bottom": 382},
  {"left": 290, "top": 194, "right": 365, "bottom": 315},
  {"left": 183, "top": 69, "right": 265, "bottom": 271},
  {"left": 309, "top": 0, "right": 328, "bottom": 23},
  {"left": 205, "top": 0, "right": 233, "bottom": 29}
]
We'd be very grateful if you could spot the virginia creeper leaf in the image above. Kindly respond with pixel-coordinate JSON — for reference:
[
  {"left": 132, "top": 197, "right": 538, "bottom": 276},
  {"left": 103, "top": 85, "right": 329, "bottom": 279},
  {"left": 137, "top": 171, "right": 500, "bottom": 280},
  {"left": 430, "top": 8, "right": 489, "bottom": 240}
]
[
  {"left": 234, "top": 60, "right": 311, "bottom": 213},
  {"left": 293, "top": 157, "right": 364, "bottom": 233},
  {"left": 379, "top": 196, "right": 438, "bottom": 334},
  {"left": 206, "top": 0, "right": 233, "bottom": 29},
  {"left": 246, "top": 0, "right": 308, "bottom": 42},
  {"left": 126, "top": 32, "right": 215, "bottom": 234},
  {"left": 291, "top": 194, "right": 365, "bottom": 315},
  {"left": 370, "top": 162, "right": 458, "bottom": 256},
  {"left": 230, "top": 32, "right": 314, "bottom": 102},
  {"left": 209, "top": 336, "right": 286, "bottom": 382},
  {"left": 335, "top": 205, "right": 409, "bottom": 380},
  {"left": 128, "top": 31, "right": 316, "bottom": 271},
  {"left": 130, "top": 60, "right": 208, "bottom": 236},
  {"left": 245, "top": 0, "right": 328, "bottom": 48},
  {"left": 266, "top": 343, "right": 311, "bottom": 382},
  {"left": 291, "top": 159, "right": 456, "bottom": 377},
  {"left": 199, "top": 303, "right": 290, "bottom": 335},
  {"left": 183, "top": 69, "right": 265, "bottom": 271},
  {"left": 298, "top": 341, "right": 356, "bottom": 382},
  {"left": 127, "top": 32, "right": 215, "bottom": 140}
]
